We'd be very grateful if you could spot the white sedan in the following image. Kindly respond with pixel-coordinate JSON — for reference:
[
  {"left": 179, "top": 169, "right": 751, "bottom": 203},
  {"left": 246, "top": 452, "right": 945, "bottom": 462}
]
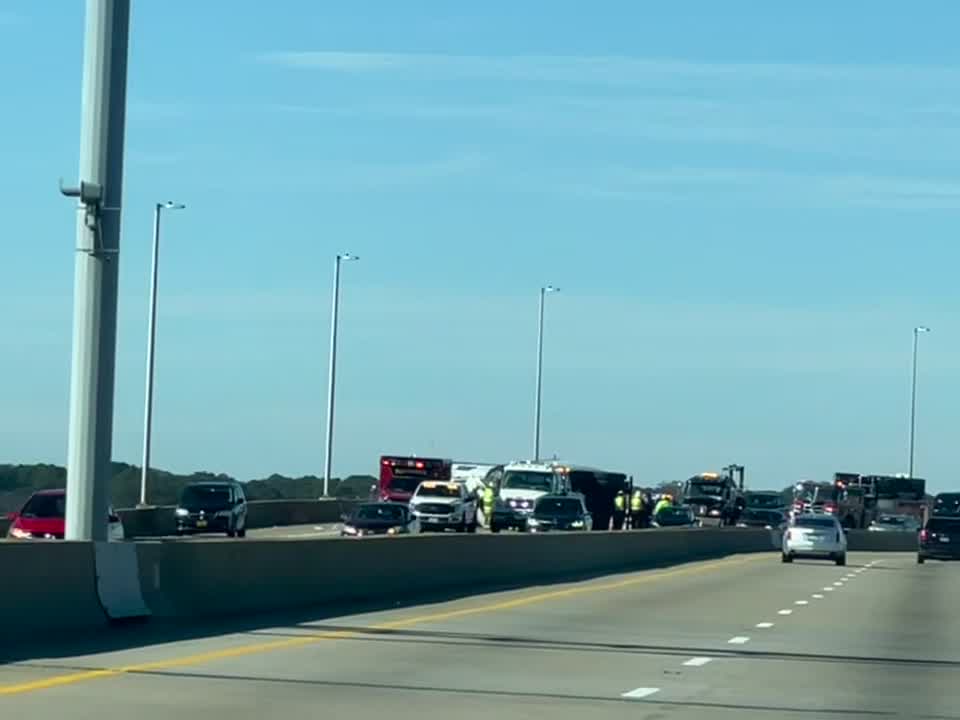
[{"left": 782, "top": 514, "right": 847, "bottom": 566}]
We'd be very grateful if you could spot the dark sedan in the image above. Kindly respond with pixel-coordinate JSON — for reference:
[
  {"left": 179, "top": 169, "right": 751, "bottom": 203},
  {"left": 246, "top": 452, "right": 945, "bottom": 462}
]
[
  {"left": 526, "top": 495, "right": 592, "bottom": 532},
  {"left": 736, "top": 508, "right": 786, "bottom": 529},
  {"left": 652, "top": 506, "right": 698, "bottom": 528},
  {"left": 341, "top": 503, "right": 419, "bottom": 537}
]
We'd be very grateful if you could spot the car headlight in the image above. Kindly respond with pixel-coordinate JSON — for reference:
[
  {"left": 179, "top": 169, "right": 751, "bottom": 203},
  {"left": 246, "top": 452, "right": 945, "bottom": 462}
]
[
  {"left": 386, "top": 526, "right": 405, "bottom": 535},
  {"left": 9, "top": 527, "right": 31, "bottom": 539},
  {"left": 708, "top": 509, "right": 721, "bottom": 516},
  {"left": 175, "top": 508, "right": 189, "bottom": 517},
  {"left": 570, "top": 520, "right": 584, "bottom": 528},
  {"left": 342, "top": 525, "right": 358, "bottom": 535},
  {"left": 527, "top": 518, "right": 540, "bottom": 527}
]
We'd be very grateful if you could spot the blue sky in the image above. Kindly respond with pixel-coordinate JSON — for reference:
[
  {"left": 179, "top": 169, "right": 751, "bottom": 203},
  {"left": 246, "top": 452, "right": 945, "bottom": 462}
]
[{"left": 2, "top": 1, "right": 960, "bottom": 491}]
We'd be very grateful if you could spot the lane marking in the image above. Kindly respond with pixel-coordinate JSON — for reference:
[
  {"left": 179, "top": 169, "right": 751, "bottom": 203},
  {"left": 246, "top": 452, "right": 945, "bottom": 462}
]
[
  {"left": 728, "top": 636, "right": 750, "bottom": 644},
  {"left": 0, "top": 553, "right": 764, "bottom": 697},
  {"left": 833, "top": 581, "right": 844, "bottom": 586},
  {"left": 683, "top": 657, "right": 712, "bottom": 667},
  {"left": 755, "top": 622, "right": 774, "bottom": 628},
  {"left": 823, "top": 587, "right": 835, "bottom": 592},
  {"left": 794, "top": 600, "right": 808, "bottom": 605},
  {"left": 778, "top": 609, "right": 793, "bottom": 615},
  {"left": 622, "top": 687, "right": 660, "bottom": 699},
  {"left": 812, "top": 594, "right": 824, "bottom": 599}
]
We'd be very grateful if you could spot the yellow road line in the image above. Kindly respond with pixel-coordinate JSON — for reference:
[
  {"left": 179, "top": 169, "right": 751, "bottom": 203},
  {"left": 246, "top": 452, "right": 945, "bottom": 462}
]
[{"left": 0, "top": 553, "right": 766, "bottom": 697}]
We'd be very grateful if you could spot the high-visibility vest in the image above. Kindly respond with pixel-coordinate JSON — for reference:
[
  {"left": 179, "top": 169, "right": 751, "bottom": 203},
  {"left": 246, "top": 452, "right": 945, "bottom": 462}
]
[
  {"left": 614, "top": 493, "right": 626, "bottom": 511},
  {"left": 654, "top": 499, "right": 671, "bottom": 515},
  {"left": 630, "top": 492, "right": 643, "bottom": 512},
  {"left": 482, "top": 488, "right": 495, "bottom": 507}
]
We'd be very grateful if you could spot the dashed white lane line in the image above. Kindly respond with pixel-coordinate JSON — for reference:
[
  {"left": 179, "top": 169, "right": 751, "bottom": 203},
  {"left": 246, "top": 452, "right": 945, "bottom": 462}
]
[
  {"left": 683, "top": 657, "right": 712, "bottom": 667},
  {"left": 812, "top": 594, "right": 824, "bottom": 599},
  {"left": 833, "top": 581, "right": 844, "bottom": 586},
  {"left": 778, "top": 609, "right": 793, "bottom": 615},
  {"left": 756, "top": 622, "right": 774, "bottom": 628},
  {"left": 622, "top": 687, "right": 660, "bottom": 699},
  {"left": 728, "top": 636, "right": 750, "bottom": 645},
  {"left": 823, "top": 587, "right": 835, "bottom": 592},
  {"left": 795, "top": 600, "right": 809, "bottom": 605}
]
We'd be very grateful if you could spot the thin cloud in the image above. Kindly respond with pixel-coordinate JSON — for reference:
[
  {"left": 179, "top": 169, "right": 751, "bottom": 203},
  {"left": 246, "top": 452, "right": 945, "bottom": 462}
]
[{"left": 259, "top": 51, "right": 960, "bottom": 89}]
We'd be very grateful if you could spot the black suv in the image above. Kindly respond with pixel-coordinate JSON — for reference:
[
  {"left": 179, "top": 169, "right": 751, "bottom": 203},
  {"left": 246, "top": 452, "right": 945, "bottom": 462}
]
[
  {"left": 175, "top": 481, "right": 248, "bottom": 537},
  {"left": 526, "top": 494, "right": 592, "bottom": 532},
  {"left": 918, "top": 516, "right": 960, "bottom": 563}
]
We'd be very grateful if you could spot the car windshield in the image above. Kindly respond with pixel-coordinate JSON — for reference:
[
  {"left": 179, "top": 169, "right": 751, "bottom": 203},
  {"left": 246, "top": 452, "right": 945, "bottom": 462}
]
[
  {"left": 876, "top": 516, "right": 907, "bottom": 526},
  {"left": 795, "top": 517, "right": 836, "bottom": 528},
  {"left": 502, "top": 471, "right": 553, "bottom": 492},
  {"left": 535, "top": 498, "right": 581, "bottom": 515},
  {"left": 20, "top": 493, "right": 65, "bottom": 519},
  {"left": 387, "top": 476, "right": 422, "bottom": 493},
  {"left": 416, "top": 484, "right": 461, "bottom": 498},
  {"left": 181, "top": 485, "right": 231, "bottom": 508},
  {"left": 688, "top": 482, "right": 723, "bottom": 497},
  {"left": 746, "top": 494, "right": 781, "bottom": 509},
  {"left": 355, "top": 505, "right": 405, "bottom": 522}
]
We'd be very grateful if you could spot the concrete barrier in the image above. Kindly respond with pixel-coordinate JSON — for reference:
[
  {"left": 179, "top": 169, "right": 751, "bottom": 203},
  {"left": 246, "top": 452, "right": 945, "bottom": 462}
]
[
  {"left": 135, "top": 528, "right": 772, "bottom": 620},
  {"left": 846, "top": 530, "right": 918, "bottom": 552},
  {"left": 0, "top": 542, "right": 107, "bottom": 638},
  {"left": 118, "top": 499, "right": 357, "bottom": 538}
]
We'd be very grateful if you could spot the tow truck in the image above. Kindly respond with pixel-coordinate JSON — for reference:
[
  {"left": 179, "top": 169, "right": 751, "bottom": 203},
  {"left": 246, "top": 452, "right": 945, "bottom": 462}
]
[
  {"left": 680, "top": 464, "right": 746, "bottom": 527},
  {"left": 795, "top": 473, "right": 927, "bottom": 529}
]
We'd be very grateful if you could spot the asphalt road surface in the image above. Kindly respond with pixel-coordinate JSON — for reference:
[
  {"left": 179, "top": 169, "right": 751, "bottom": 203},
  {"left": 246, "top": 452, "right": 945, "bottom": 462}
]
[{"left": 3, "top": 552, "right": 957, "bottom": 719}]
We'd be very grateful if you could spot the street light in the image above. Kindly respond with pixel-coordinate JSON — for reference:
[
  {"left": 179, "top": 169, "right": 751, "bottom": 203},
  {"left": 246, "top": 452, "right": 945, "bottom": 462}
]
[
  {"left": 139, "top": 201, "right": 186, "bottom": 506},
  {"left": 533, "top": 285, "right": 559, "bottom": 462},
  {"left": 908, "top": 326, "right": 931, "bottom": 479},
  {"left": 322, "top": 253, "right": 359, "bottom": 497}
]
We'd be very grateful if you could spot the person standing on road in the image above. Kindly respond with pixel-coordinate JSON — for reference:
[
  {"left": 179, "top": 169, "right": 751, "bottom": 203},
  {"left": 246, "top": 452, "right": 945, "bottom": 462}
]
[
  {"left": 630, "top": 489, "right": 644, "bottom": 529},
  {"left": 482, "top": 484, "right": 495, "bottom": 528},
  {"left": 613, "top": 490, "right": 627, "bottom": 530}
]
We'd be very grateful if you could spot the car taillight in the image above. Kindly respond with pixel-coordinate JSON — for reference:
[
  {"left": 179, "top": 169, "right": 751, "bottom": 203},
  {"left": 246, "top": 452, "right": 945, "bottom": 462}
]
[{"left": 920, "top": 529, "right": 929, "bottom": 542}]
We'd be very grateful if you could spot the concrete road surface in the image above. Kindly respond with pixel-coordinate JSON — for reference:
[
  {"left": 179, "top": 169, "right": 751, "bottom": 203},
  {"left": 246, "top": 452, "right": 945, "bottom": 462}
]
[
  {"left": 150, "top": 523, "right": 344, "bottom": 541},
  {"left": 3, "top": 552, "right": 957, "bottom": 719}
]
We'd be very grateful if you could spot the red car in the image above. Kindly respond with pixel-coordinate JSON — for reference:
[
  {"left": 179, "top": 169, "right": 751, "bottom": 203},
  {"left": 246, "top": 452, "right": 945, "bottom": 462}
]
[{"left": 5, "top": 489, "right": 125, "bottom": 541}]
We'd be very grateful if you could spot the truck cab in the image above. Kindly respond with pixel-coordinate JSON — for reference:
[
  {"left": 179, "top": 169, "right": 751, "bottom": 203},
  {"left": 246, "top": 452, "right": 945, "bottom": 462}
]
[
  {"left": 489, "top": 461, "right": 570, "bottom": 532},
  {"left": 681, "top": 471, "right": 745, "bottom": 527}
]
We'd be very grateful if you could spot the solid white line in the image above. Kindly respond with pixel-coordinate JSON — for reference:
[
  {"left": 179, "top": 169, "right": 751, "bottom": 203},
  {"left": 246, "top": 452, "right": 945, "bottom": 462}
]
[
  {"left": 622, "top": 687, "right": 660, "bottom": 699},
  {"left": 756, "top": 622, "right": 774, "bottom": 628},
  {"left": 683, "top": 657, "right": 712, "bottom": 667},
  {"left": 812, "top": 594, "right": 824, "bottom": 599},
  {"left": 728, "top": 636, "right": 750, "bottom": 644},
  {"left": 795, "top": 600, "right": 809, "bottom": 605},
  {"left": 778, "top": 609, "right": 793, "bottom": 615}
]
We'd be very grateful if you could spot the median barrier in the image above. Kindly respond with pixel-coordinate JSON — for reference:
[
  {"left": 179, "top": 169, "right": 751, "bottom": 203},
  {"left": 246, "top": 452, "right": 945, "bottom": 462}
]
[
  {"left": 846, "top": 530, "right": 917, "bottom": 552},
  {"left": 118, "top": 499, "right": 357, "bottom": 538},
  {"left": 135, "top": 528, "right": 773, "bottom": 620},
  {"left": 0, "top": 542, "right": 108, "bottom": 638}
]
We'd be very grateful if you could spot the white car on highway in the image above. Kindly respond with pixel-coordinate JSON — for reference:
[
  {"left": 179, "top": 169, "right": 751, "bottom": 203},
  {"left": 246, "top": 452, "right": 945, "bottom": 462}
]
[
  {"left": 409, "top": 481, "right": 478, "bottom": 532},
  {"left": 782, "top": 513, "right": 847, "bottom": 565}
]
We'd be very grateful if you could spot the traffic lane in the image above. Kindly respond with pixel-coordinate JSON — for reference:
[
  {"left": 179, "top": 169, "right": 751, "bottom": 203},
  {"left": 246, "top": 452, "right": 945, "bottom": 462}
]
[
  {"left": 142, "top": 523, "right": 343, "bottom": 541},
  {"left": 6, "top": 553, "right": 931, "bottom": 719},
  {"left": 0, "top": 554, "right": 777, "bottom": 701},
  {"left": 677, "top": 553, "right": 960, "bottom": 718}
]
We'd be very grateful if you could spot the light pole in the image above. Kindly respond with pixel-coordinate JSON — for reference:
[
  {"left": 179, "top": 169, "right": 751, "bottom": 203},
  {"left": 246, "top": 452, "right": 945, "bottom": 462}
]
[
  {"left": 139, "top": 201, "right": 185, "bottom": 506},
  {"left": 908, "top": 326, "right": 931, "bottom": 479},
  {"left": 322, "top": 253, "right": 359, "bottom": 497},
  {"left": 533, "top": 285, "right": 559, "bottom": 461}
]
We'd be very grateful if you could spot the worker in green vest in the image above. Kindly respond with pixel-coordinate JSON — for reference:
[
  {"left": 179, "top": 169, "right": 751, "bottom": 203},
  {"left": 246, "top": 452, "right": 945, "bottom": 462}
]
[
  {"left": 482, "top": 485, "right": 495, "bottom": 528},
  {"left": 630, "top": 489, "right": 644, "bottom": 529},
  {"left": 653, "top": 493, "right": 673, "bottom": 518}
]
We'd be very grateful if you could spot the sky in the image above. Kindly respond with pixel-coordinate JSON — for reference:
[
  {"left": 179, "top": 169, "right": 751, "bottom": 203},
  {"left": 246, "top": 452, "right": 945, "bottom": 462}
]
[{"left": 2, "top": 1, "right": 960, "bottom": 492}]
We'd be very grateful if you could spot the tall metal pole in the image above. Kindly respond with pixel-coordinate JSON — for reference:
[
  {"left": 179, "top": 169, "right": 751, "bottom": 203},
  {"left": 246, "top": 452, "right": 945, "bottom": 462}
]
[
  {"left": 533, "top": 288, "right": 545, "bottom": 462},
  {"left": 322, "top": 254, "right": 358, "bottom": 496},
  {"left": 139, "top": 202, "right": 183, "bottom": 506},
  {"left": 533, "top": 285, "right": 558, "bottom": 461},
  {"left": 909, "top": 326, "right": 930, "bottom": 478},
  {"left": 63, "top": 0, "right": 131, "bottom": 541}
]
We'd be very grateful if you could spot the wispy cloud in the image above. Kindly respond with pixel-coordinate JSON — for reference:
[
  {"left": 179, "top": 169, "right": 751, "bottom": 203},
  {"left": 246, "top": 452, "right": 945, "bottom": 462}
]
[{"left": 259, "top": 51, "right": 960, "bottom": 89}]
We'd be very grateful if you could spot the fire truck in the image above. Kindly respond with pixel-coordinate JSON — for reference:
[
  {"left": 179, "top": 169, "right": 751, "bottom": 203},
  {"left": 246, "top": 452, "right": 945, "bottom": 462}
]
[{"left": 793, "top": 473, "right": 927, "bottom": 528}]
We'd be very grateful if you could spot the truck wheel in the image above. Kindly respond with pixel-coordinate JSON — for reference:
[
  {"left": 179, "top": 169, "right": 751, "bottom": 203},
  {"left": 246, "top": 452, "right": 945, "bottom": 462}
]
[
  {"left": 835, "top": 554, "right": 846, "bottom": 566},
  {"left": 917, "top": 555, "right": 925, "bottom": 564},
  {"left": 781, "top": 552, "right": 793, "bottom": 563}
]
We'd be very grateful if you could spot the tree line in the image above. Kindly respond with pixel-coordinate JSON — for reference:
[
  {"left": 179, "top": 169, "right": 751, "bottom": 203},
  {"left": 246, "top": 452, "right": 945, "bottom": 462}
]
[{"left": 0, "top": 463, "right": 376, "bottom": 513}]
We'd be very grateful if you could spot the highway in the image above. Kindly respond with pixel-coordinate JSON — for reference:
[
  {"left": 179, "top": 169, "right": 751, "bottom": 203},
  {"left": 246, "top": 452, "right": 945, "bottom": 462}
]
[{"left": 2, "top": 551, "right": 954, "bottom": 718}]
